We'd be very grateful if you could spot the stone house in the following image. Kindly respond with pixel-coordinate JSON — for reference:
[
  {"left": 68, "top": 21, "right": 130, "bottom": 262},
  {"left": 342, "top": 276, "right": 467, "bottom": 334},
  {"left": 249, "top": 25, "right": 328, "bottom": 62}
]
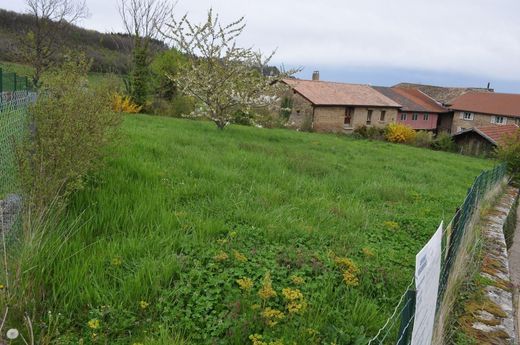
[
  {"left": 448, "top": 92, "right": 520, "bottom": 133},
  {"left": 452, "top": 124, "right": 519, "bottom": 156},
  {"left": 373, "top": 86, "right": 448, "bottom": 131},
  {"left": 282, "top": 76, "right": 401, "bottom": 133},
  {"left": 394, "top": 83, "right": 494, "bottom": 133}
]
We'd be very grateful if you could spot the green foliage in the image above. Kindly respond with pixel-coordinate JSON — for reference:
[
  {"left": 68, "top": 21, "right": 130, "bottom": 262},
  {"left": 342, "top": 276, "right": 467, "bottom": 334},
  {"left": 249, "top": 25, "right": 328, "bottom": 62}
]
[
  {"left": 497, "top": 129, "right": 520, "bottom": 179},
  {"left": 16, "top": 116, "right": 492, "bottom": 344},
  {"left": 150, "top": 49, "right": 187, "bottom": 100},
  {"left": 18, "top": 55, "right": 122, "bottom": 211},
  {"left": 433, "top": 131, "right": 456, "bottom": 152},
  {"left": 130, "top": 41, "right": 150, "bottom": 107},
  {"left": 279, "top": 97, "right": 293, "bottom": 120},
  {"left": 414, "top": 131, "right": 434, "bottom": 148},
  {"left": 353, "top": 125, "right": 385, "bottom": 140}
]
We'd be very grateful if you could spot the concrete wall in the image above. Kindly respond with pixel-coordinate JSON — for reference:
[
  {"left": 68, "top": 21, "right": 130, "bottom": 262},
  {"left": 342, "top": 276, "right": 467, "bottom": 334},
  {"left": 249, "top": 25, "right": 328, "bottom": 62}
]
[{"left": 452, "top": 111, "right": 518, "bottom": 133}]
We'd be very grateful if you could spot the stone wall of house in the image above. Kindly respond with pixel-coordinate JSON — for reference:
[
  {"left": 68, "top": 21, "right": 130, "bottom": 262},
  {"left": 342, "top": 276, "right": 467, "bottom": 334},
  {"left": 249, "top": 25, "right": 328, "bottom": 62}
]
[
  {"left": 452, "top": 111, "right": 517, "bottom": 133},
  {"left": 287, "top": 92, "right": 313, "bottom": 130},
  {"left": 312, "top": 106, "right": 398, "bottom": 133},
  {"left": 351, "top": 107, "right": 397, "bottom": 130},
  {"left": 313, "top": 106, "right": 344, "bottom": 132}
]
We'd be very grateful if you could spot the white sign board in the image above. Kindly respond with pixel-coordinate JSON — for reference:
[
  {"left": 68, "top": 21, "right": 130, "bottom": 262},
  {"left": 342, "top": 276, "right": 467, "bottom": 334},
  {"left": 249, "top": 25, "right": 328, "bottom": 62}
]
[{"left": 411, "top": 222, "right": 443, "bottom": 345}]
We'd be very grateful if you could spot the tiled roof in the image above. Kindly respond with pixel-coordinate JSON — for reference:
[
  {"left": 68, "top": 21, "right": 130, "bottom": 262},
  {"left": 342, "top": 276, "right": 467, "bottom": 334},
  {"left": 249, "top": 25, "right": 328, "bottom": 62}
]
[
  {"left": 453, "top": 124, "right": 519, "bottom": 146},
  {"left": 373, "top": 86, "right": 447, "bottom": 113},
  {"left": 394, "top": 83, "right": 493, "bottom": 105},
  {"left": 450, "top": 92, "right": 520, "bottom": 117},
  {"left": 283, "top": 79, "right": 401, "bottom": 107}
]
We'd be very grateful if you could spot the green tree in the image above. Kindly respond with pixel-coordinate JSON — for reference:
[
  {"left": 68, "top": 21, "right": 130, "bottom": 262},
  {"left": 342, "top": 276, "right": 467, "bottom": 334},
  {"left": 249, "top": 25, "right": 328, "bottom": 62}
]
[
  {"left": 118, "top": 0, "right": 173, "bottom": 107},
  {"left": 497, "top": 129, "right": 520, "bottom": 179}
]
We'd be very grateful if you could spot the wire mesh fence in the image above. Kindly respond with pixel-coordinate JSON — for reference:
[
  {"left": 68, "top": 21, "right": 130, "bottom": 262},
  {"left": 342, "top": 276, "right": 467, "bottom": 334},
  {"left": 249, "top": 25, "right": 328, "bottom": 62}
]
[
  {"left": 368, "top": 163, "right": 507, "bottom": 345},
  {"left": 0, "top": 91, "right": 35, "bottom": 198}
]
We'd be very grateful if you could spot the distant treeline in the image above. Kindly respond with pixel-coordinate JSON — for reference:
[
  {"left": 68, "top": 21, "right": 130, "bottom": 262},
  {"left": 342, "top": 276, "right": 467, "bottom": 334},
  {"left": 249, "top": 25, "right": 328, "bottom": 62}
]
[{"left": 0, "top": 8, "right": 167, "bottom": 74}]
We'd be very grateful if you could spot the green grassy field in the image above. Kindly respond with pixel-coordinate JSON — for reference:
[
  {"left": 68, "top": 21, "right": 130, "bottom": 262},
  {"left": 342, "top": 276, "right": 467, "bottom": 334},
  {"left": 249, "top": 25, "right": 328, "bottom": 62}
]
[{"left": 25, "top": 116, "right": 492, "bottom": 344}]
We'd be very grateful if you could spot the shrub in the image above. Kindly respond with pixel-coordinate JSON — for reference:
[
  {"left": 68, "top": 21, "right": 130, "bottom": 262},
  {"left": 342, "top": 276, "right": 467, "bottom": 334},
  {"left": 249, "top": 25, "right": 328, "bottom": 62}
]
[
  {"left": 414, "top": 131, "right": 434, "bottom": 148},
  {"left": 19, "top": 55, "right": 122, "bottom": 211},
  {"left": 385, "top": 123, "right": 416, "bottom": 144},
  {"left": 432, "top": 131, "right": 456, "bottom": 152},
  {"left": 113, "top": 93, "right": 142, "bottom": 113},
  {"left": 353, "top": 125, "right": 385, "bottom": 140},
  {"left": 497, "top": 129, "right": 520, "bottom": 179}
]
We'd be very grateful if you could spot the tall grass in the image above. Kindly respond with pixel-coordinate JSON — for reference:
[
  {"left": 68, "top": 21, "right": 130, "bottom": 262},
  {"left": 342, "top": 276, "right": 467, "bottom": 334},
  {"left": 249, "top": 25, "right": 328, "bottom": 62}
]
[{"left": 5, "top": 116, "right": 492, "bottom": 344}]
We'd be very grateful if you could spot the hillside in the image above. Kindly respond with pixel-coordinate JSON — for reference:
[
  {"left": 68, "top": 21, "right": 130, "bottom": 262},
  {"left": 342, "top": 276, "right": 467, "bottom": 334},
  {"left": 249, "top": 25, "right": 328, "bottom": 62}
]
[
  {"left": 32, "top": 115, "right": 492, "bottom": 344},
  {"left": 0, "top": 8, "right": 166, "bottom": 74}
]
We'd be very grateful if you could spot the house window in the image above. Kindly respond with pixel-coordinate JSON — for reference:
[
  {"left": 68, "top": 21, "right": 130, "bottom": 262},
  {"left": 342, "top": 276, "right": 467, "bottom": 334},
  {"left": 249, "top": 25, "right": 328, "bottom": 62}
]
[
  {"left": 344, "top": 108, "right": 352, "bottom": 127},
  {"left": 367, "top": 110, "right": 373, "bottom": 125},
  {"left": 380, "top": 110, "right": 386, "bottom": 122},
  {"left": 424, "top": 113, "right": 429, "bottom": 121},
  {"left": 462, "top": 112, "right": 474, "bottom": 120},
  {"left": 493, "top": 116, "right": 506, "bottom": 125},
  {"left": 412, "top": 113, "right": 418, "bottom": 121},
  {"left": 400, "top": 113, "right": 407, "bottom": 121}
]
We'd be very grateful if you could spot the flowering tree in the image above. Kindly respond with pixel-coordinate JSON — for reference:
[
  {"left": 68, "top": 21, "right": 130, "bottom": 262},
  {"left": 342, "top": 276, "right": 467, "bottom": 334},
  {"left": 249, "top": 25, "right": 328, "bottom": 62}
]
[{"left": 160, "top": 9, "right": 298, "bottom": 129}]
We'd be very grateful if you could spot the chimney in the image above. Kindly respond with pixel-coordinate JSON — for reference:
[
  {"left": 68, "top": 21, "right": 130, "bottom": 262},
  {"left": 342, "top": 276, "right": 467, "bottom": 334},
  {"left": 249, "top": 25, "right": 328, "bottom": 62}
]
[
  {"left": 487, "top": 82, "right": 491, "bottom": 90},
  {"left": 312, "top": 71, "right": 320, "bottom": 81}
]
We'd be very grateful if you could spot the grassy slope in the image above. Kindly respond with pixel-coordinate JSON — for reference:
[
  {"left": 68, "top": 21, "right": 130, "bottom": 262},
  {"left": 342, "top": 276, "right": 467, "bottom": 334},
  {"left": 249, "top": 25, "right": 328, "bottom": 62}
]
[{"left": 40, "top": 116, "right": 492, "bottom": 344}]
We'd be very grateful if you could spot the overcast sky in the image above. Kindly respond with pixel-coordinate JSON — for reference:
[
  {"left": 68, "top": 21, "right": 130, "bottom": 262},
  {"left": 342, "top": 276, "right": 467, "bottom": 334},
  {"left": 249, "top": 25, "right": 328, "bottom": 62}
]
[{"left": 3, "top": 0, "right": 520, "bottom": 92}]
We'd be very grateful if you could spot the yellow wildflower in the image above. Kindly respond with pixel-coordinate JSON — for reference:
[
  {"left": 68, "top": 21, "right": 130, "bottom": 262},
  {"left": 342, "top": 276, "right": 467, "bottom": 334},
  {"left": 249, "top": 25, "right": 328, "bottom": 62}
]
[
  {"left": 111, "top": 257, "right": 122, "bottom": 266},
  {"left": 217, "top": 238, "right": 228, "bottom": 245},
  {"left": 236, "top": 277, "right": 254, "bottom": 291},
  {"left": 290, "top": 275, "right": 304, "bottom": 285},
  {"left": 87, "top": 319, "right": 100, "bottom": 329},
  {"left": 91, "top": 333, "right": 97, "bottom": 340},
  {"left": 229, "top": 231, "right": 238, "bottom": 238},
  {"left": 342, "top": 270, "right": 359, "bottom": 287},
  {"left": 362, "top": 247, "right": 375, "bottom": 257},
  {"left": 287, "top": 300, "right": 307, "bottom": 314},
  {"left": 306, "top": 328, "right": 319, "bottom": 336},
  {"left": 233, "top": 250, "right": 247, "bottom": 262},
  {"left": 139, "top": 300, "right": 149, "bottom": 309},
  {"left": 383, "top": 220, "right": 400, "bottom": 231},
  {"left": 214, "top": 251, "right": 229, "bottom": 262},
  {"left": 0, "top": 284, "right": 4, "bottom": 290},
  {"left": 334, "top": 257, "right": 359, "bottom": 273},
  {"left": 258, "top": 272, "right": 277, "bottom": 300},
  {"left": 249, "top": 334, "right": 267, "bottom": 345},
  {"left": 261, "top": 307, "right": 285, "bottom": 327},
  {"left": 282, "top": 288, "right": 303, "bottom": 301}
]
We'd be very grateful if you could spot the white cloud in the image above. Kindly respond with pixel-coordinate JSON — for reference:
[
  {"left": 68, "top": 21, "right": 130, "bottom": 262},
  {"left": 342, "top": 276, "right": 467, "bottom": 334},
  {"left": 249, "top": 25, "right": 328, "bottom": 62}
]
[{"left": 3, "top": 0, "right": 520, "bottom": 81}]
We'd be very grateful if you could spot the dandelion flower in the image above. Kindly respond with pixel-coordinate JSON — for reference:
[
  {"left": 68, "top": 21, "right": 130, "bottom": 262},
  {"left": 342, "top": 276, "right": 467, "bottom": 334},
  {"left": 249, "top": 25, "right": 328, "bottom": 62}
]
[
  {"left": 0, "top": 284, "right": 5, "bottom": 290},
  {"left": 139, "top": 300, "right": 149, "bottom": 309},
  {"left": 87, "top": 319, "right": 100, "bottom": 329},
  {"left": 6, "top": 328, "right": 19, "bottom": 339},
  {"left": 111, "top": 257, "right": 122, "bottom": 266}
]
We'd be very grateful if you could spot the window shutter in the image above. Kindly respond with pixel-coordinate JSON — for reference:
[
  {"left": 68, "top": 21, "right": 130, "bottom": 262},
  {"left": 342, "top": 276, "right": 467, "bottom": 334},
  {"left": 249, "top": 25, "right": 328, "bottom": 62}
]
[
  {"left": 460, "top": 112, "right": 464, "bottom": 119},
  {"left": 504, "top": 117, "right": 508, "bottom": 124}
]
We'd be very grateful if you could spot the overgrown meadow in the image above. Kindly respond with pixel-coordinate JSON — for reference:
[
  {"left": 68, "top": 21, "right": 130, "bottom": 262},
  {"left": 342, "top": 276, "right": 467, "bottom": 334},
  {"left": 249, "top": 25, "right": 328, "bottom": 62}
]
[{"left": 13, "top": 116, "right": 492, "bottom": 344}]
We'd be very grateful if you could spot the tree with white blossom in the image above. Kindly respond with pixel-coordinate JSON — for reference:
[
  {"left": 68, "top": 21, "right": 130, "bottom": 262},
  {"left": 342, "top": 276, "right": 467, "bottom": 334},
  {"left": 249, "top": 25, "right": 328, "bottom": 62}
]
[{"left": 160, "top": 9, "right": 299, "bottom": 129}]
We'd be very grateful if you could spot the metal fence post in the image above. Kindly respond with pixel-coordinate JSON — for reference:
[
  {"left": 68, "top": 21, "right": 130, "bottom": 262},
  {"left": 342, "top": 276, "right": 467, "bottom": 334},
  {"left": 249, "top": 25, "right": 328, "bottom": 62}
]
[{"left": 397, "top": 289, "right": 416, "bottom": 345}]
